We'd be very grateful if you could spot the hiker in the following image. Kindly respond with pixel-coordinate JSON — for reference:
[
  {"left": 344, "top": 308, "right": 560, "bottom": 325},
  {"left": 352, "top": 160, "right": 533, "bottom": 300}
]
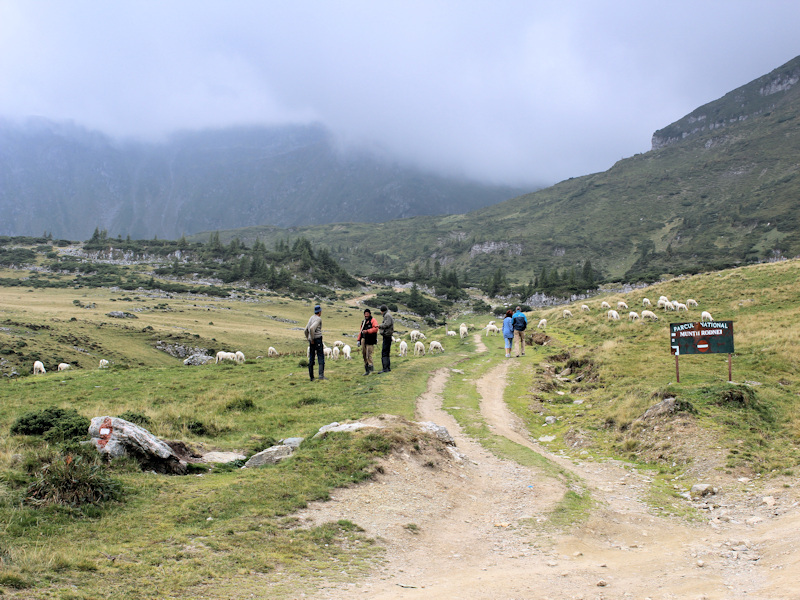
[
  {"left": 377, "top": 304, "right": 394, "bottom": 373},
  {"left": 304, "top": 304, "right": 326, "bottom": 381},
  {"left": 356, "top": 308, "right": 379, "bottom": 375},
  {"left": 502, "top": 309, "right": 514, "bottom": 358},
  {"left": 512, "top": 305, "right": 528, "bottom": 357}
]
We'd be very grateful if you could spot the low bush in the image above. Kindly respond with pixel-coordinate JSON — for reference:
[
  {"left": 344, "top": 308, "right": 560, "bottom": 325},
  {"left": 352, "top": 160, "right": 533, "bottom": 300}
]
[{"left": 25, "top": 454, "right": 123, "bottom": 509}]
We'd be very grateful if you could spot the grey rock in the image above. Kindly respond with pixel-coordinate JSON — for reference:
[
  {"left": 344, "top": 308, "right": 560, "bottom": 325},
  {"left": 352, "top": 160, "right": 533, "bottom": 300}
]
[
  {"left": 89, "top": 416, "right": 187, "bottom": 474},
  {"left": 245, "top": 445, "right": 294, "bottom": 467},
  {"left": 281, "top": 437, "right": 305, "bottom": 449},
  {"left": 202, "top": 451, "right": 246, "bottom": 464},
  {"left": 545, "top": 416, "right": 558, "bottom": 425},
  {"left": 313, "top": 421, "right": 381, "bottom": 438},
  {"left": 418, "top": 421, "right": 455, "bottom": 445},
  {"left": 183, "top": 353, "right": 214, "bottom": 366},
  {"left": 690, "top": 483, "right": 717, "bottom": 498}
]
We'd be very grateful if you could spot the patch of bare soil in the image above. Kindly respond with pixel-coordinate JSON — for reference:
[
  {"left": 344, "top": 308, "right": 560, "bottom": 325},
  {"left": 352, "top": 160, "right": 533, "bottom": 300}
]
[{"left": 298, "top": 344, "right": 800, "bottom": 599}]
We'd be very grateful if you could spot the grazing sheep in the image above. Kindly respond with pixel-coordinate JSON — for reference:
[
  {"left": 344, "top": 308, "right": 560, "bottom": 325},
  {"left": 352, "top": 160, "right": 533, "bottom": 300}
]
[
  {"left": 333, "top": 340, "right": 344, "bottom": 348},
  {"left": 57, "top": 363, "right": 71, "bottom": 371},
  {"left": 617, "top": 301, "right": 629, "bottom": 310},
  {"left": 659, "top": 295, "right": 669, "bottom": 303},
  {"left": 234, "top": 351, "right": 245, "bottom": 364},
  {"left": 628, "top": 311, "right": 639, "bottom": 321},
  {"left": 701, "top": 311, "right": 713, "bottom": 322},
  {"left": 268, "top": 347, "right": 279, "bottom": 357},
  {"left": 607, "top": 310, "right": 620, "bottom": 321},
  {"left": 414, "top": 341, "right": 426, "bottom": 356},
  {"left": 581, "top": 304, "right": 590, "bottom": 312},
  {"left": 459, "top": 323, "right": 468, "bottom": 339},
  {"left": 642, "top": 310, "right": 659, "bottom": 321},
  {"left": 398, "top": 340, "right": 408, "bottom": 357},
  {"left": 600, "top": 301, "right": 611, "bottom": 309},
  {"left": 215, "top": 351, "right": 236, "bottom": 364},
  {"left": 674, "top": 302, "right": 688, "bottom": 312},
  {"left": 562, "top": 309, "right": 573, "bottom": 319},
  {"left": 429, "top": 340, "right": 444, "bottom": 354},
  {"left": 642, "top": 298, "right": 651, "bottom": 307},
  {"left": 537, "top": 318, "right": 547, "bottom": 329},
  {"left": 33, "top": 360, "right": 46, "bottom": 374},
  {"left": 410, "top": 330, "right": 425, "bottom": 342},
  {"left": 447, "top": 330, "right": 457, "bottom": 337},
  {"left": 687, "top": 298, "right": 698, "bottom": 308},
  {"left": 392, "top": 336, "right": 401, "bottom": 343},
  {"left": 99, "top": 359, "right": 109, "bottom": 369},
  {"left": 332, "top": 347, "right": 340, "bottom": 360},
  {"left": 485, "top": 323, "right": 500, "bottom": 336},
  {"left": 663, "top": 301, "right": 676, "bottom": 311},
  {"left": 323, "top": 347, "right": 333, "bottom": 358},
  {"left": 342, "top": 344, "right": 352, "bottom": 359}
]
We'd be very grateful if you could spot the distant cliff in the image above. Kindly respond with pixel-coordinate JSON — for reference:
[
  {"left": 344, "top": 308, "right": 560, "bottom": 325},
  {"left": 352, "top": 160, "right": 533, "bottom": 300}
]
[{"left": 0, "top": 120, "right": 525, "bottom": 240}]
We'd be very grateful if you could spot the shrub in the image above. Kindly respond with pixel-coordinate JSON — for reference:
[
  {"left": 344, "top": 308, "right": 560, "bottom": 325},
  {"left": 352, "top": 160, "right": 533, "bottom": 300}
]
[
  {"left": 117, "top": 411, "right": 153, "bottom": 427},
  {"left": 25, "top": 454, "right": 123, "bottom": 508},
  {"left": 11, "top": 407, "right": 89, "bottom": 442},
  {"left": 225, "top": 397, "right": 256, "bottom": 412}
]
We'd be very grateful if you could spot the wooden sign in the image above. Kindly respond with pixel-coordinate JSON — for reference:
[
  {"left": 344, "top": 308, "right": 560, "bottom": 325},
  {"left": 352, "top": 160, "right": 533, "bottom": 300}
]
[{"left": 669, "top": 321, "right": 734, "bottom": 382}]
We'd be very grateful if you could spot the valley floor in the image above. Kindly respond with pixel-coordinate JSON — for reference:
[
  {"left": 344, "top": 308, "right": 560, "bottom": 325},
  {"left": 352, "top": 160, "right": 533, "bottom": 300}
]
[{"left": 297, "top": 335, "right": 800, "bottom": 599}]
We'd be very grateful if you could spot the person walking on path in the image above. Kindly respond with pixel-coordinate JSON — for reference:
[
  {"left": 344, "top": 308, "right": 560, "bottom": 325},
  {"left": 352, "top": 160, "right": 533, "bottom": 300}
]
[
  {"left": 502, "top": 309, "right": 514, "bottom": 358},
  {"left": 357, "top": 308, "right": 379, "bottom": 375},
  {"left": 304, "top": 305, "right": 326, "bottom": 381},
  {"left": 377, "top": 304, "right": 394, "bottom": 373},
  {"left": 512, "top": 306, "right": 528, "bottom": 357}
]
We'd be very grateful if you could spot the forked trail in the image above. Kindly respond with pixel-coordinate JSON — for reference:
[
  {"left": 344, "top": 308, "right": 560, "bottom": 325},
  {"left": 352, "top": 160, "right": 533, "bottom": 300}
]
[{"left": 301, "top": 335, "right": 799, "bottom": 599}]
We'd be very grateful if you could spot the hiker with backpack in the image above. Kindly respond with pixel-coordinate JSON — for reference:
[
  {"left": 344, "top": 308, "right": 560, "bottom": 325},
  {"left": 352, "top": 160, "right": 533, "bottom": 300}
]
[{"left": 512, "top": 306, "right": 528, "bottom": 357}]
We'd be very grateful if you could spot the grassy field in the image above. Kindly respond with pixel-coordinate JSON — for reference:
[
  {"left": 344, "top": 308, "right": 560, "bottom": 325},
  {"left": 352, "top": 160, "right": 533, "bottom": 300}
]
[{"left": 2, "top": 259, "right": 800, "bottom": 597}]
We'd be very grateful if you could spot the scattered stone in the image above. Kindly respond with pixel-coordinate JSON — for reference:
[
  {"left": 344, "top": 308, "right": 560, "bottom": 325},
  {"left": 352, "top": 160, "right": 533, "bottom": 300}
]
[
  {"left": 183, "top": 353, "right": 214, "bottom": 366},
  {"left": 697, "top": 560, "right": 705, "bottom": 567},
  {"left": 202, "top": 451, "right": 246, "bottom": 464},
  {"left": 597, "top": 579, "right": 608, "bottom": 587},
  {"left": 539, "top": 435, "right": 556, "bottom": 442},
  {"left": 545, "top": 416, "right": 557, "bottom": 425},
  {"left": 313, "top": 421, "right": 383, "bottom": 438},
  {"left": 281, "top": 437, "right": 305, "bottom": 449},
  {"left": 107, "top": 311, "right": 137, "bottom": 319},
  {"left": 245, "top": 445, "right": 294, "bottom": 467},
  {"left": 418, "top": 422, "right": 455, "bottom": 445},
  {"left": 89, "top": 416, "right": 187, "bottom": 474},
  {"left": 690, "top": 484, "right": 717, "bottom": 499},
  {"left": 762, "top": 496, "right": 776, "bottom": 507}
]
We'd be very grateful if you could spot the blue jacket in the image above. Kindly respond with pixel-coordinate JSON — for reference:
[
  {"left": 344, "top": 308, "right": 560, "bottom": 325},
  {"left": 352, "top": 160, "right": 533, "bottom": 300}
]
[
  {"left": 512, "top": 310, "right": 528, "bottom": 331},
  {"left": 502, "top": 316, "right": 514, "bottom": 338}
]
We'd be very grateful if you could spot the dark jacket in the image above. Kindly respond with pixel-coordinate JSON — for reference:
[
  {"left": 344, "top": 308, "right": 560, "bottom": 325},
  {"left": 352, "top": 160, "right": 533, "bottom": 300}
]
[
  {"left": 379, "top": 311, "right": 394, "bottom": 337},
  {"left": 357, "top": 316, "right": 379, "bottom": 345}
]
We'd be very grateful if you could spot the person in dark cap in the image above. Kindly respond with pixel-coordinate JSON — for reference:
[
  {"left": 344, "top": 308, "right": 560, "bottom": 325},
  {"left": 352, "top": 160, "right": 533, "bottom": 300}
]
[
  {"left": 377, "top": 304, "right": 394, "bottom": 373},
  {"left": 356, "top": 308, "right": 378, "bottom": 375},
  {"left": 304, "top": 304, "right": 325, "bottom": 381}
]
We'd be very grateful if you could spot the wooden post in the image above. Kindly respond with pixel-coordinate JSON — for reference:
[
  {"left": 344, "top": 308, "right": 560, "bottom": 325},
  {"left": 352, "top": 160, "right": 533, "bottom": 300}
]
[
  {"left": 675, "top": 354, "right": 680, "bottom": 383},
  {"left": 728, "top": 353, "right": 732, "bottom": 382}
]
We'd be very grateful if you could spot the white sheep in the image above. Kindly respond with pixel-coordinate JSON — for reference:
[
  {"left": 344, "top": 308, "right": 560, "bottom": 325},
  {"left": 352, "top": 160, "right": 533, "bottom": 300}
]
[
  {"left": 215, "top": 351, "right": 237, "bottom": 364},
  {"left": 268, "top": 346, "right": 279, "bottom": 357},
  {"left": 663, "top": 301, "right": 676, "bottom": 311},
  {"left": 617, "top": 301, "right": 629, "bottom": 310},
  {"left": 701, "top": 311, "right": 713, "bottom": 322},
  {"left": 563, "top": 309, "right": 573, "bottom": 319},
  {"left": 607, "top": 310, "right": 620, "bottom": 321},
  {"left": 57, "top": 362, "right": 71, "bottom": 371},
  {"left": 600, "top": 301, "right": 611, "bottom": 309},
  {"left": 342, "top": 344, "right": 352, "bottom": 359},
  {"left": 333, "top": 340, "right": 344, "bottom": 348},
  {"left": 581, "top": 304, "right": 590, "bottom": 312},
  {"left": 459, "top": 323, "right": 468, "bottom": 339},
  {"left": 323, "top": 347, "right": 333, "bottom": 358},
  {"left": 687, "top": 298, "right": 698, "bottom": 308},
  {"left": 659, "top": 295, "right": 669, "bottom": 303},
  {"left": 642, "top": 298, "right": 651, "bottom": 307},
  {"left": 332, "top": 347, "right": 340, "bottom": 360},
  {"left": 628, "top": 311, "right": 639, "bottom": 321},
  {"left": 642, "top": 310, "right": 659, "bottom": 321},
  {"left": 487, "top": 320, "right": 496, "bottom": 327},
  {"left": 414, "top": 341, "right": 426, "bottom": 356},
  {"left": 99, "top": 359, "right": 109, "bottom": 369},
  {"left": 33, "top": 360, "right": 46, "bottom": 374},
  {"left": 446, "top": 330, "right": 457, "bottom": 337},
  {"left": 392, "top": 336, "right": 401, "bottom": 343},
  {"left": 537, "top": 318, "right": 547, "bottom": 329},
  {"left": 429, "top": 340, "right": 444, "bottom": 354},
  {"left": 485, "top": 323, "right": 500, "bottom": 336},
  {"left": 235, "top": 351, "right": 245, "bottom": 364},
  {"left": 674, "top": 302, "right": 688, "bottom": 312},
  {"left": 398, "top": 340, "right": 408, "bottom": 357},
  {"left": 410, "top": 330, "right": 422, "bottom": 341}
]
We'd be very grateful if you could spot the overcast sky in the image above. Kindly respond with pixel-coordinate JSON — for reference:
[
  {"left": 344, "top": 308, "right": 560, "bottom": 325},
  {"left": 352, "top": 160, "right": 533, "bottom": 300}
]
[{"left": 1, "top": 1, "right": 799, "bottom": 187}]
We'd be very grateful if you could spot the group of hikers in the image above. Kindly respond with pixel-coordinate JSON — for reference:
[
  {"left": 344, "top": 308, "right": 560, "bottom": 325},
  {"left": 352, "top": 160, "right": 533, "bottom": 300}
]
[
  {"left": 303, "top": 303, "right": 528, "bottom": 382},
  {"left": 303, "top": 304, "right": 393, "bottom": 382}
]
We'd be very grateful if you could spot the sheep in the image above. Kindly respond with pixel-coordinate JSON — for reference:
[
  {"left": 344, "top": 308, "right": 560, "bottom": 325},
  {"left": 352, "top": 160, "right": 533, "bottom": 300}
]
[
  {"left": 215, "top": 351, "right": 237, "bottom": 364},
  {"left": 687, "top": 298, "right": 699, "bottom": 308},
  {"left": 581, "top": 304, "right": 590, "bottom": 312},
  {"left": 429, "top": 340, "right": 444, "bottom": 354},
  {"left": 323, "top": 347, "right": 333, "bottom": 358},
  {"left": 537, "top": 318, "right": 547, "bottom": 329},
  {"left": 642, "top": 298, "right": 651, "bottom": 307},
  {"left": 342, "top": 344, "right": 352, "bottom": 360},
  {"left": 446, "top": 330, "right": 457, "bottom": 337},
  {"left": 418, "top": 332, "right": 427, "bottom": 341},
  {"left": 628, "top": 311, "right": 639, "bottom": 321},
  {"left": 234, "top": 351, "right": 245, "bottom": 364},
  {"left": 562, "top": 309, "right": 573, "bottom": 319},
  {"left": 392, "top": 336, "right": 401, "bottom": 343},
  {"left": 459, "top": 323, "right": 468, "bottom": 339},
  {"left": 333, "top": 340, "right": 344, "bottom": 348},
  {"left": 657, "top": 296, "right": 669, "bottom": 309},
  {"left": 618, "top": 301, "right": 629, "bottom": 310},
  {"left": 487, "top": 320, "right": 496, "bottom": 327},
  {"left": 607, "top": 310, "right": 620, "bottom": 321},
  {"left": 674, "top": 302, "right": 688, "bottom": 312},
  {"left": 642, "top": 310, "right": 659, "bottom": 321},
  {"left": 398, "top": 340, "right": 408, "bottom": 357},
  {"left": 414, "top": 341, "right": 426, "bottom": 356},
  {"left": 485, "top": 323, "right": 500, "bottom": 336},
  {"left": 658, "top": 295, "right": 669, "bottom": 303},
  {"left": 600, "top": 301, "right": 611, "bottom": 309},
  {"left": 663, "top": 301, "right": 675, "bottom": 311},
  {"left": 57, "top": 362, "right": 71, "bottom": 371},
  {"left": 268, "top": 346, "right": 279, "bottom": 357},
  {"left": 410, "top": 330, "right": 422, "bottom": 341},
  {"left": 33, "top": 360, "right": 46, "bottom": 374},
  {"left": 332, "top": 347, "right": 340, "bottom": 360},
  {"left": 701, "top": 311, "right": 713, "bottom": 322},
  {"left": 99, "top": 359, "right": 109, "bottom": 369}
]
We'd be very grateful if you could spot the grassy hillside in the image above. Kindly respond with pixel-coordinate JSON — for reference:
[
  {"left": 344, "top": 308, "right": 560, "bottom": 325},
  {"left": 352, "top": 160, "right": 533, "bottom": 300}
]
[{"left": 205, "top": 56, "right": 800, "bottom": 286}]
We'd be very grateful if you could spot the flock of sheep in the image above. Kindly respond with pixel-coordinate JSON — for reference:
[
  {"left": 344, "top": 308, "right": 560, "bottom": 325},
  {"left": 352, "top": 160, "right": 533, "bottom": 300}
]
[{"left": 31, "top": 358, "right": 109, "bottom": 374}]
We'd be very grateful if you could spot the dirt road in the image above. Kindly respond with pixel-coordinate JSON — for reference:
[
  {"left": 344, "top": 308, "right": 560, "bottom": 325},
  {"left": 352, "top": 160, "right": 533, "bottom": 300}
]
[{"left": 300, "top": 335, "right": 800, "bottom": 599}]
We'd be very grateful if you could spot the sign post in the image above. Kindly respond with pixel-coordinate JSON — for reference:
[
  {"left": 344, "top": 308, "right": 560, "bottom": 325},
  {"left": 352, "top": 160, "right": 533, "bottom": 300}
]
[{"left": 670, "top": 321, "right": 734, "bottom": 382}]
